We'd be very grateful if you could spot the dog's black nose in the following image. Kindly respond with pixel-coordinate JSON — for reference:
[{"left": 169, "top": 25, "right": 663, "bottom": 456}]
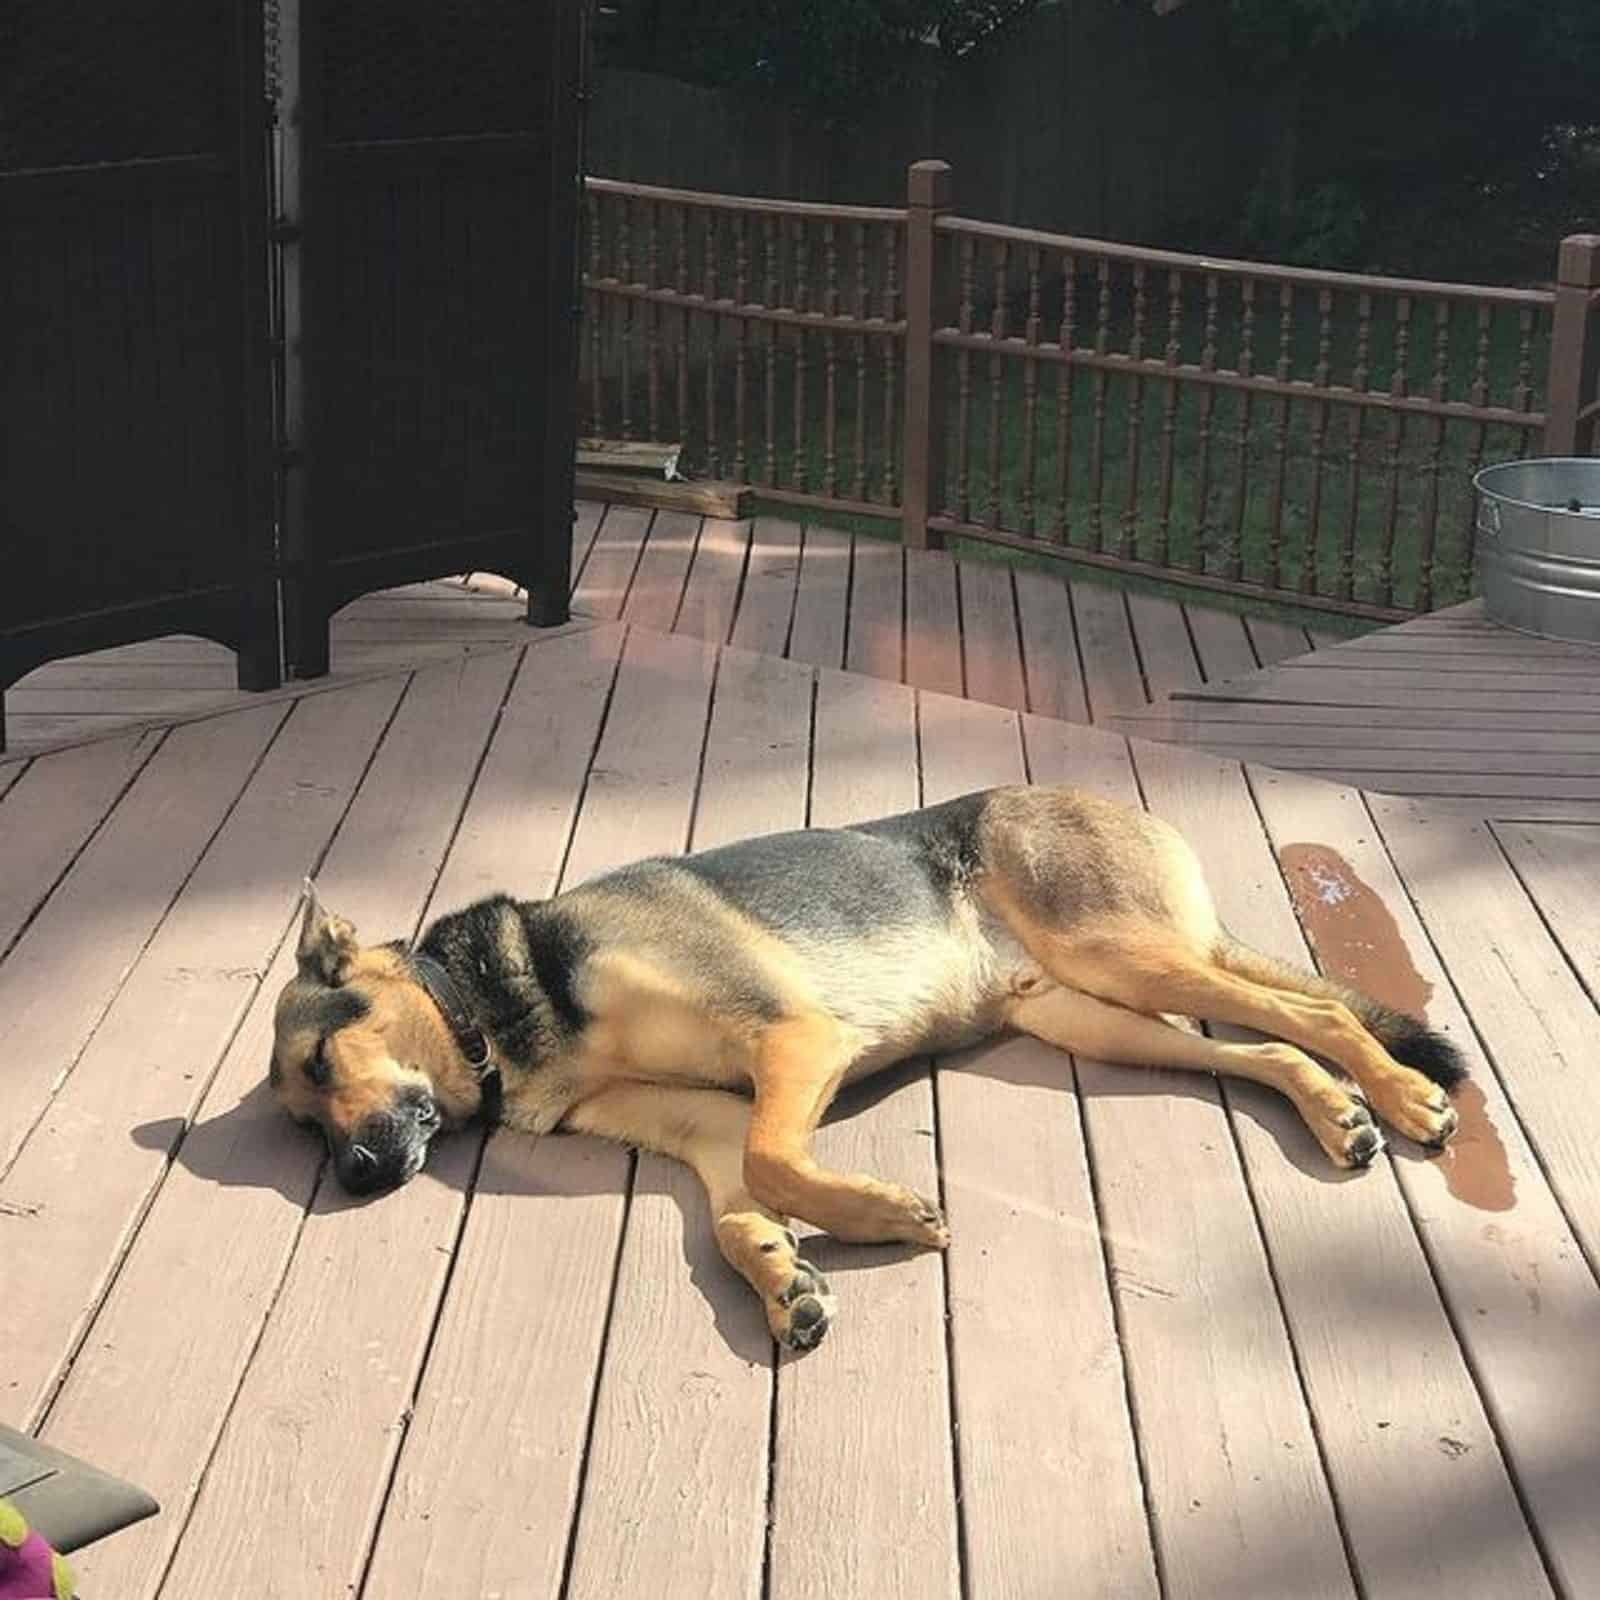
[{"left": 337, "top": 1142, "right": 384, "bottom": 1194}]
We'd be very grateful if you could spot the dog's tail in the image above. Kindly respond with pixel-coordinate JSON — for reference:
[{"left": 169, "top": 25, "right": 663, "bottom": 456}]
[{"left": 1212, "top": 933, "right": 1467, "bottom": 1090}]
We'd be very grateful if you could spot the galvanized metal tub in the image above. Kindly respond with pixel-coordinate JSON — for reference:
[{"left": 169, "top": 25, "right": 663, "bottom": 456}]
[{"left": 1474, "top": 458, "right": 1600, "bottom": 644}]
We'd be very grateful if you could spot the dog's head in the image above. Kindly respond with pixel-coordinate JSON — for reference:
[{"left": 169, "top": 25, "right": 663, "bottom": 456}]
[{"left": 269, "top": 885, "right": 481, "bottom": 1196}]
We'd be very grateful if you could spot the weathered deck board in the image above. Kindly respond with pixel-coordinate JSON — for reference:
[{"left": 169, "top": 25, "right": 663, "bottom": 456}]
[
  {"left": 1126, "top": 591, "right": 1202, "bottom": 702},
  {"left": 1013, "top": 569, "right": 1090, "bottom": 722},
  {"left": 1024, "top": 720, "right": 1354, "bottom": 1600},
  {"left": 770, "top": 668, "right": 960, "bottom": 1600},
  {"left": 1184, "top": 603, "right": 1260, "bottom": 682},
  {"left": 785, "top": 524, "right": 851, "bottom": 672},
  {"left": 1491, "top": 821, "right": 1600, "bottom": 999},
  {"left": 730, "top": 515, "right": 803, "bottom": 657},
  {"left": 572, "top": 503, "right": 653, "bottom": 620},
  {"left": 845, "top": 535, "right": 903, "bottom": 682},
  {"left": 1251, "top": 766, "right": 1600, "bottom": 1594},
  {"left": 675, "top": 516, "right": 752, "bottom": 646},
  {"left": 957, "top": 558, "right": 1027, "bottom": 710},
  {"left": 1070, "top": 579, "right": 1146, "bottom": 718},
  {"left": 1247, "top": 615, "right": 1314, "bottom": 666},
  {"left": 0, "top": 730, "right": 160, "bottom": 956},
  {"left": 903, "top": 546, "right": 963, "bottom": 696},
  {"left": 0, "top": 705, "right": 285, "bottom": 1174},
  {"left": 2, "top": 678, "right": 407, "bottom": 1430},
  {"left": 920, "top": 698, "right": 1160, "bottom": 1599},
  {"left": 144, "top": 652, "right": 525, "bottom": 1600},
  {"left": 620, "top": 507, "right": 699, "bottom": 632},
  {"left": 562, "top": 644, "right": 792, "bottom": 1600},
  {"left": 1131, "top": 744, "right": 1551, "bottom": 1599}
]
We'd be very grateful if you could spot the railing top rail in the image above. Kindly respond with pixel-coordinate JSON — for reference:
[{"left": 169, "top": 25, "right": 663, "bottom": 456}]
[
  {"left": 935, "top": 213, "right": 1555, "bottom": 308},
  {"left": 585, "top": 176, "right": 905, "bottom": 226}
]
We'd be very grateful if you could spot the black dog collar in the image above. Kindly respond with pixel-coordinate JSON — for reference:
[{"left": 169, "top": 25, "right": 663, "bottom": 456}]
[{"left": 409, "top": 952, "right": 504, "bottom": 1128}]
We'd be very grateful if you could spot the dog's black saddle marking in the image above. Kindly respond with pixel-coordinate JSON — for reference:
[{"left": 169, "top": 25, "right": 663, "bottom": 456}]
[{"left": 409, "top": 951, "right": 504, "bottom": 1128}]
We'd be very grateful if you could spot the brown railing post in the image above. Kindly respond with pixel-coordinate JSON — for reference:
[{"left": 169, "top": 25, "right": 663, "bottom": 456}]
[
  {"left": 902, "top": 160, "right": 952, "bottom": 549},
  {"left": 1544, "top": 234, "right": 1600, "bottom": 455}
]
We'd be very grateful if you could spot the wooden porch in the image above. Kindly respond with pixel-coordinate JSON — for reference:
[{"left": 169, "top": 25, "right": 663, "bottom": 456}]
[{"left": 3, "top": 507, "right": 1600, "bottom": 1600}]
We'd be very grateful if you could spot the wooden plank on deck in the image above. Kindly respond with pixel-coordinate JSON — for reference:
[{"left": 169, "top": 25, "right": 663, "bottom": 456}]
[
  {"left": 1, "top": 678, "right": 407, "bottom": 1428},
  {"left": 1183, "top": 604, "right": 1258, "bottom": 683},
  {"left": 903, "top": 547, "right": 963, "bottom": 697},
  {"left": 675, "top": 516, "right": 752, "bottom": 646},
  {"left": 921, "top": 699, "right": 1161, "bottom": 1599},
  {"left": 958, "top": 557, "right": 1026, "bottom": 710},
  {"left": 786, "top": 524, "right": 851, "bottom": 671},
  {"left": 1127, "top": 591, "right": 1202, "bottom": 702},
  {"left": 1251, "top": 766, "right": 1600, "bottom": 1594},
  {"left": 1020, "top": 718, "right": 1351, "bottom": 1600},
  {"left": 0, "top": 704, "right": 286, "bottom": 1174},
  {"left": 1130, "top": 743, "right": 1550, "bottom": 1599},
  {"left": 0, "top": 730, "right": 160, "bottom": 957},
  {"left": 620, "top": 508, "right": 700, "bottom": 632},
  {"left": 730, "top": 516, "right": 803, "bottom": 657},
  {"left": 564, "top": 648, "right": 804, "bottom": 1600},
  {"left": 103, "top": 652, "right": 527, "bottom": 1600},
  {"left": 1013, "top": 569, "right": 1090, "bottom": 723},
  {"left": 1246, "top": 614, "right": 1313, "bottom": 665},
  {"left": 1491, "top": 821, "right": 1600, "bottom": 999},
  {"left": 572, "top": 503, "right": 652, "bottom": 620},
  {"left": 1070, "top": 579, "right": 1146, "bottom": 718},
  {"left": 845, "top": 535, "right": 903, "bottom": 683},
  {"left": 769, "top": 668, "right": 960, "bottom": 1600}
]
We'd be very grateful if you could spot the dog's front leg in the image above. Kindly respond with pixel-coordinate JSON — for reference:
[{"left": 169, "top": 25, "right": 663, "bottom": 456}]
[
  {"left": 744, "top": 1015, "right": 950, "bottom": 1250},
  {"left": 564, "top": 1080, "right": 837, "bottom": 1350}
]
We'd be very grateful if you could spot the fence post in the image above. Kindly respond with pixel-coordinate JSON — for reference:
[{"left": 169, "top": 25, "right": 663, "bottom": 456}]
[
  {"left": 902, "top": 160, "right": 952, "bottom": 550},
  {"left": 1544, "top": 234, "right": 1600, "bottom": 456}
]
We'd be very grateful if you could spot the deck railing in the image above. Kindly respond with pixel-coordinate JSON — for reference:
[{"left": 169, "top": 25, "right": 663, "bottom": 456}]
[{"left": 582, "top": 164, "right": 1600, "bottom": 620}]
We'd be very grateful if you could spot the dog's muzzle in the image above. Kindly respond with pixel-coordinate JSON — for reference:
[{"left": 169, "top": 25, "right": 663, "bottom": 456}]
[{"left": 332, "top": 1088, "right": 439, "bottom": 1195}]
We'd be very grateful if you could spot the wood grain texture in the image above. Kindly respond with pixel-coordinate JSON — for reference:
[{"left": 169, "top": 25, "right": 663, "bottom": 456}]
[
  {"left": 52, "top": 647, "right": 544, "bottom": 1600},
  {"left": 1252, "top": 765, "right": 1600, "bottom": 1595},
  {"left": 1070, "top": 578, "right": 1146, "bottom": 718},
  {"left": 903, "top": 546, "right": 963, "bottom": 697},
  {"left": 785, "top": 524, "right": 851, "bottom": 672},
  {"left": 730, "top": 516, "right": 803, "bottom": 657},
  {"left": 1126, "top": 592, "right": 1201, "bottom": 704},
  {"left": 1183, "top": 604, "right": 1258, "bottom": 683},
  {"left": 845, "top": 535, "right": 903, "bottom": 683},
  {"left": 921, "top": 695, "right": 1161, "bottom": 1600},
  {"left": 957, "top": 558, "right": 1026, "bottom": 710},
  {"left": 2, "top": 678, "right": 406, "bottom": 1427},
  {"left": 1131, "top": 742, "right": 1550, "bottom": 1600},
  {"left": 0, "top": 729, "right": 160, "bottom": 956},
  {"left": 0, "top": 704, "right": 285, "bottom": 1174},
  {"left": 768, "top": 667, "right": 960, "bottom": 1600},
  {"left": 620, "top": 508, "right": 700, "bottom": 632},
  {"left": 573, "top": 503, "right": 652, "bottom": 620},
  {"left": 1491, "top": 821, "right": 1600, "bottom": 999},
  {"left": 1024, "top": 716, "right": 1352, "bottom": 1600},
  {"left": 1013, "top": 569, "right": 1090, "bottom": 723},
  {"left": 142, "top": 651, "right": 530, "bottom": 1600},
  {"left": 675, "top": 516, "right": 753, "bottom": 647},
  {"left": 563, "top": 647, "right": 801, "bottom": 1600},
  {"left": 1245, "top": 614, "right": 1313, "bottom": 666}
]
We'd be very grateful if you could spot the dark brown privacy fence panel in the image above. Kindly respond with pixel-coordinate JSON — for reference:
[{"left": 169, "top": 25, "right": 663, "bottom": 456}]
[
  {"left": 582, "top": 179, "right": 908, "bottom": 520},
  {"left": 581, "top": 166, "right": 1590, "bottom": 622},
  {"left": 284, "top": 0, "right": 585, "bottom": 675},
  {"left": 0, "top": 0, "right": 277, "bottom": 730}
]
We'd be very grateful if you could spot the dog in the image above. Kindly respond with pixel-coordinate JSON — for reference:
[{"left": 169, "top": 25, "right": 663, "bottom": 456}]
[{"left": 269, "top": 785, "right": 1464, "bottom": 1349}]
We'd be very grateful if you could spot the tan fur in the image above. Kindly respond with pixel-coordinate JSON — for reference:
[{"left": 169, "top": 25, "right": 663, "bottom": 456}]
[{"left": 268, "top": 784, "right": 1460, "bottom": 1349}]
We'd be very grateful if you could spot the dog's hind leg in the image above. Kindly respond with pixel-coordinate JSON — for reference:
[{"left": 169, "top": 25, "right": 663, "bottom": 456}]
[
  {"left": 1007, "top": 985, "right": 1385, "bottom": 1169},
  {"left": 565, "top": 1080, "right": 838, "bottom": 1350},
  {"left": 743, "top": 1014, "right": 950, "bottom": 1249}
]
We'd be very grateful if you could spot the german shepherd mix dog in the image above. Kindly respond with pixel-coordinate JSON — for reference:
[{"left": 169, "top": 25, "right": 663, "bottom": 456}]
[{"left": 270, "top": 786, "right": 1463, "bottom": 1349}]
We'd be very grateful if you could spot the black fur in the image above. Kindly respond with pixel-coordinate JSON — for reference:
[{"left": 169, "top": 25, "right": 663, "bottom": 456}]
[
  {"left": 1364, "top": 1006, "right": 1469, "bottom": 1089},
  {"left": 853, "top": 792, "right": 987, "bottom": 897}
]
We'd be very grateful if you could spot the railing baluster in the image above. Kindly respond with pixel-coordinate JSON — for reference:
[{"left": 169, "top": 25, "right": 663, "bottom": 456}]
[
  {"left": 1156, "top": 267, "right": 1181, "bottom": 567},
  {"left": 676, "top": 204, "right": 691, "bottom": 451},
  {"left": 1222, "top": 276, "right": 1248, "bottom": 582},
  {"left": 763, "top": 215, "right": 777, "bottom": 485},
  {"left": 645, "top": 199, "right": 662, "bottom": 443},
  {"left": 1378, "top": 294, "right": 1411, "bottom": 607},
  {"left": 823, "top": 220, "right": 839, "bottom": 499},
  {"left": 733, "top": 213, "right": 749, "bottom": 481},
  {"left": 1302, "top": 286, "right": 1333, "bottom": 595},
  {"left": 1460, "top": 303, "right": 1492, "bottom": 585},
  {"left": 1121, "top": 261, "right": 1147, "bottom": 559},
  {"left": 1021, "top": 244, "right": 1042, "bottom": 535},
  {"left": 882, "top": 223, "right": 899, "bottom": 505},
  {"left": 854, "top": 220, "right": 869, "bottom": 501},
  {"left": 1052, "top": 251, "right": 1076, "bottom": 543},
  {"left": 1264, "top": 282, "right": 1293, "bottom": 590},
  {"left": 792, "top": 219, "right": 809, "bottom": 489},
  {"left": 586, "top": 187, "right": 603, "bottom": 436},
  {"left": 618, "top": 195, "right": 634, "bottom": 440},
  {"left": 1415, "top": 298, "right": 1451, "bottom": 610},
  {"left": 1337, "top": 292, "right": 1371, "bottom": 599},
  {"left": 703, "top": 208, "right": 719, "bottom": 476},
  {"left": 985, "top": 238, "right": 1007, "bottom": 529},
  {"left": 1089, "top": 257, "right": 1111, "bottom": 552},
  {"left": 955, "top": 234, "right": 975, "bottom": 522}
]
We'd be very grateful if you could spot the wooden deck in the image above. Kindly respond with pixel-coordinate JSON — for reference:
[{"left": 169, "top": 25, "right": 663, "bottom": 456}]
[
  {"left": 1108, "top": 600, "right": 1600, "bottom": 823},
  {"left": 4, "top": 599, "right": 1600, "bottom": 1599},
  {"left": 1, "top": 500, "right": 1348, "bottom": 759}
]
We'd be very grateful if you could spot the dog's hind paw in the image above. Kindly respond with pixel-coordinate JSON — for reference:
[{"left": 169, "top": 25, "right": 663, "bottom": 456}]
[{"left": 772, "top": 1259, "right": 837, "bottom": 1351}]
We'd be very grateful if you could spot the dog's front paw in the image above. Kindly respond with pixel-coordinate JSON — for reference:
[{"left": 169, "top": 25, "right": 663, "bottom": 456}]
[{"left": 770, "top": 1258, "right": 837, "bottom": 1351}]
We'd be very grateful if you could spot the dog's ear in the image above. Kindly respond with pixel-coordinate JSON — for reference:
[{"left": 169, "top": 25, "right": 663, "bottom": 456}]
[{"left": 297, "top": 879, "right": 359, "bottom": 986}]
